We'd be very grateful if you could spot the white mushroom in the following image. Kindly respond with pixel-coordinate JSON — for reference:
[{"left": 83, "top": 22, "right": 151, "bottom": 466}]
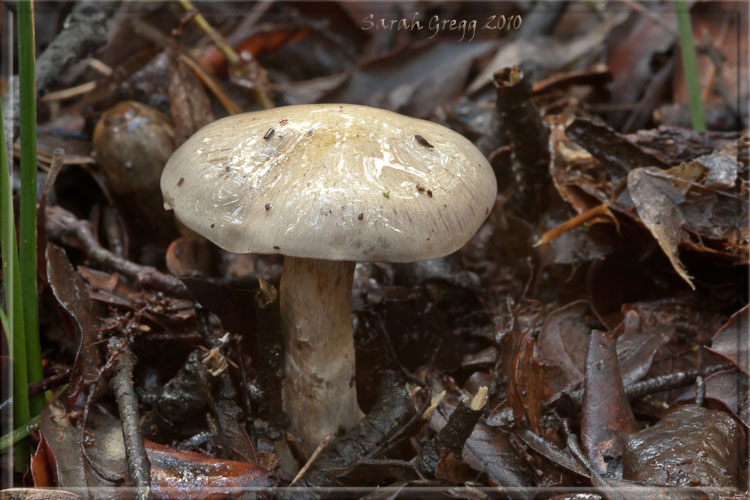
[{"left": 161, "top": 104, "right": 497, "bottom": 456}]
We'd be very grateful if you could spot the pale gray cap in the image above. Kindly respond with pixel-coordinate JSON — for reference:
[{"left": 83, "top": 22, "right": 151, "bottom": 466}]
[{"left": 161, "top": 104, "right": 496, "bottom": 262}]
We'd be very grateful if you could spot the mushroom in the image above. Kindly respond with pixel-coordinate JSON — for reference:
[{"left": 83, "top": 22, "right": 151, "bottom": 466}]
[{"left": 160, "top": 104, "right": 497, "bottom": 455}]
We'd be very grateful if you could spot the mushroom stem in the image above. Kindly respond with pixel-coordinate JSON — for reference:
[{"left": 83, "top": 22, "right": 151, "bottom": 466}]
[{"left": 280, "top": 256, "right": 360, "bottom": 456}]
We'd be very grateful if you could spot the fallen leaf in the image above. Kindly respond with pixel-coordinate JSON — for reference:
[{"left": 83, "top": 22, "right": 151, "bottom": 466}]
[
  {"left": 581, "top": 330, "right": 639, "bottom": 476},
  {"left": 623, "top": 404, "right": 744, "bottom": 488},
  {"left": 507, "top": 326, "right": 550, "bottom": 435},
  {"left": 169, "top": 54, "right": 214, "bottom": 147},
  {"left": 565, "top": 117, "right": 669, "bottom": 179},
  {"left": 537, "top": 301, "right": 592, "bottom": 394},
  {"left": 677, "top": 369, "right": 750, "bottom": 429},
  {"left": 706, "top": 305, "right": 749, "bottom": 375},
  {"left": 430, "top": 408, "right": 533, "bottom": 490},
  {"left": 31, "top": 434, "right": 54, "bottom": 488},
  {"left": 40, "top": 400, "right": 272, "bottom": 499},
  {"left": 46, "top": 243, "right": 104, "bottom": 410},
  {"left": 538, "top": 301, "right": 673, "bottom": 395},
  {"left": 627, "top": 167, "right": 695, "bottom": 289}
]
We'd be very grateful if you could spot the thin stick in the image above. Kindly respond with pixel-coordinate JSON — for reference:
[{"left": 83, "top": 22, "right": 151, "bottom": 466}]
[
  {"left": 534, "top": 202, "right": 614, "bottom": 247},
  {"left": 290, "top": 435, "right": 330, "bottom": 486},
  {"left": 130, "top": 18, "right": 243, "bottom": 116},
  {"left": 109, "top": 337, "right": 152, "bottom": 500},
  {"left": 178, "top": 0, "right": 239, "bottom": 65},
  {"left": 45, "top": 205, "right": 189, "bottom": 297},
  {"left": 177, "top": 0, "right": 273, "bottom": 109},
  {"left": 178, "top": 54, "right": 242, "bottom": 115},
  {"left": 40, "top": 81, "right": 97, "bottom": 102},
  {"left": 28, "top": 369, "right": 70, "bottom": 397}
]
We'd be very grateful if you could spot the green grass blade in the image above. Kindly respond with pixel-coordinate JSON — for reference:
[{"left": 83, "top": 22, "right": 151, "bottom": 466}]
[
  {"left": 0, "top": 99, "right": 30, "bottom": 472},
  {"left": 675, "top": 0, "right": 707, "bottom": 132},
  {"left": 17, "top": 0, "right": 44, "bottom": 415},
  {"left": 0, "top": 413, "right": 41, "bottom": 452}
]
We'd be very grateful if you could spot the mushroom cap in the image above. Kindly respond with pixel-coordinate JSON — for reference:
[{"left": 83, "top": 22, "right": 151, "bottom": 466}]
[{"left": 161, "top": 104, "right": 496, "bottom": 262}]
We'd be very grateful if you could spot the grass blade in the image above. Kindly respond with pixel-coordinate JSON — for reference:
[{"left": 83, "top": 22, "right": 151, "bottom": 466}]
[
  {"left": 0, "top": 413, "right": 41, "bottom": 453},
  {"left": 675, "top": 0, "right": 707, "bottom": 132},
  {"left": 17, "top": 0, "right": 44, "bottom": 415},
  {"left": 0, "top": 98, "right": 30, "bottom": 472}
]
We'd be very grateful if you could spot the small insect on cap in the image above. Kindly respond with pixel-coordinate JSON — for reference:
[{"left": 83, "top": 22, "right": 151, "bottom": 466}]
[{"left": 161, "top": 104, "right": 497, "bottom": 262}]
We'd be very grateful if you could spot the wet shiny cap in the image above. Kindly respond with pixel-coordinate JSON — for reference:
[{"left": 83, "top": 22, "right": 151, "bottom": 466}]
[{"left": 160, "top": 104, "right": 497, "bottom": 262}]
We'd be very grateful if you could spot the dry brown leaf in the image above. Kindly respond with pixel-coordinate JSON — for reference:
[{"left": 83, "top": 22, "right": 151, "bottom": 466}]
[{"left": 627, "top": 168, "right": 695, "bottom": 290}]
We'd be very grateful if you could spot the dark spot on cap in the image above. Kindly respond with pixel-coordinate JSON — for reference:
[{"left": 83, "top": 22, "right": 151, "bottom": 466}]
[
  {"left": 426, "top": 189, "right": 433, "bottom": 197},
  {"left": 225, "top": 166, "right": 231, "bottom": 172},
  {"left": 306, "top": 130, "right": 313, "bottom": 136},
  {"left": 265, "top": 203, "right": 272, "bottom": 211},
  {"left": 273, "top": 245, "right": 280, "bottom": 250},
  {"left": 416, "top": 184, "right": 425, "bottom": 193},
  {"left": 210, "top": 223, "right": 215, "bottom": 228},
  {"left": 177, "top": 177, "right": 184, "bottom": 186},
  {"left": 263, "top": 128, "right": 274, "bottom": 140},
  {"left": 415, "top": 135, "right": 433, "bottom": 149},
  {"left": 358, "top": 213, "right": 364, "bottom": 221},
  {"left": 279, "top": 118, "right": 288, "bottom": 125},
  {"left": 485, "top": 207, "right": 489, "bottom": 215}
]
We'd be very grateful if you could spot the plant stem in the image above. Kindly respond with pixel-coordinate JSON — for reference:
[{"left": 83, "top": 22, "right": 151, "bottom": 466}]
[
  {"left": 0, "top": 414, "right": 40, "bottom": 452},
  {"left": 675, "top": 0, "right": 707, "bottom": 132},
  {"left": 0, "top": 99, "right": 30, "bottom": 473},
  {"left": 17, "top": 0, "right": 44, "bottom": 415}
]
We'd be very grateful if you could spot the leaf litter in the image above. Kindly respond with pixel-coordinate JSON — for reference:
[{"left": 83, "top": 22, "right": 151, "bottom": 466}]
[{"left": 6, "top": 1, "right": 748, "bottom": 498}]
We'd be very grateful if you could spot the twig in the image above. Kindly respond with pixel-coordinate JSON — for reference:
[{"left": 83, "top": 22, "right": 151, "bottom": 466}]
[
  {"left": 556, "top": 364, "right": 730, "bottom": 411},
  {"left": 41, "top": 81, "right": 98, "bottom": 102},
  {"left": 178, "top": 0, "right": 239, "bottom": 65},
  {"left": 417, "top": 387, "right": 488, "bottom": 476},
  {"left": 177, "top": 54, "right": 243, "bottom": 115},
  {"left": 108, "top": 337, "right": 152, "bottom": 500},
  {"left": 177, "top": 0, "right": 273, "bottom": 109},
  {"left": 281, "top": 371, "right": 417, "bottom": 497},
  {"left": 81, "top": 348, "right": 126, "bottom": 485},
  {"left": 695, "top": 375, "right": 705, "bottom": 406},
  {"left": 11, "top": 0, "right": 121, "bottom": 136},
  {"left": 363, "top": 404, "right": 424, "bottom": 461},
  {"left": 28, "top": 369, "right": 70, "bottom": 397},
  {"left": 355, "top": 457, "right": 421, "bottom": 472},
  {"left": 534, "top": 202, "right": 616, "bottom": 247},
  {"left": 622, "top": 57, "right": 674, "bottom": 133},
  {"left": 290, "top": 435, "right": 330, "bottom": 486},
  {"left": 226, "top": 0, "right": 275, "bottom": 45},
  {"left": 622, "top": 0, "right": 679, "bottom": 38},
  {"left": 45, "top": 205, "right": 189, "bottom": 297},
  {"left": 129, "top": 18, "right": 242, "bottom": 116},
  {"left": 493, "top": 66, "right": 551, "bottom": 220}
]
